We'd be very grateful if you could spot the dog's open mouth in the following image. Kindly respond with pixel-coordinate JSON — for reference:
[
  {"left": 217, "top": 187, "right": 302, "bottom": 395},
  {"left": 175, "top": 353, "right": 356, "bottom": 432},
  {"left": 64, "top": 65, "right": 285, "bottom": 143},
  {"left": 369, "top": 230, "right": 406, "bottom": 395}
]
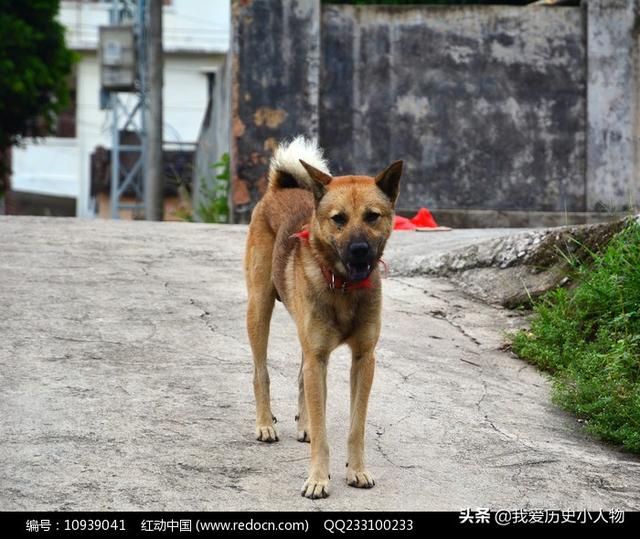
[{"left": 346, "top": 262, "right": 372, "bottom": 282}]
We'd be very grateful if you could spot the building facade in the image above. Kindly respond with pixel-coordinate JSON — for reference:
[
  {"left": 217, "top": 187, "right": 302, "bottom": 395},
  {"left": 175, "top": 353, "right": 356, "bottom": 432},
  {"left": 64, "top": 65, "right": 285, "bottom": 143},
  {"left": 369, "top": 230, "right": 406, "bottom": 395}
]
[{"left": 10, "top": 0, "right": 230, "bottom": 218}]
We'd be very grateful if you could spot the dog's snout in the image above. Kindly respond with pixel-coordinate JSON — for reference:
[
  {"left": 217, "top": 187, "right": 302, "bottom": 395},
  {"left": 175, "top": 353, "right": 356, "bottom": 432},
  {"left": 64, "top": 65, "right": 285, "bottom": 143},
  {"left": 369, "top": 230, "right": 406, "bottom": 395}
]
[{"left": 349, "top": 242, "right": 370, "bottom": 260}]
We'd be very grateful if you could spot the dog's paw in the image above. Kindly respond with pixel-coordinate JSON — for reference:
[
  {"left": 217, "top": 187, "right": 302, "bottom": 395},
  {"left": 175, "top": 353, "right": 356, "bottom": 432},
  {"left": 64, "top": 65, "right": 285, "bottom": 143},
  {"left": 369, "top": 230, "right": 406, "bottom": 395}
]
[
  {"left": 301, "top": 476, "right": 330, "bottom": 499},
  {"left": 346, "top": 468, "right": 375, "bottom": 489},
  {"left": 255, "top": 425, "right": 279, "bottom": 443},
  {"left": 296, "top": 429, "right": 310, "bottom": 443}
]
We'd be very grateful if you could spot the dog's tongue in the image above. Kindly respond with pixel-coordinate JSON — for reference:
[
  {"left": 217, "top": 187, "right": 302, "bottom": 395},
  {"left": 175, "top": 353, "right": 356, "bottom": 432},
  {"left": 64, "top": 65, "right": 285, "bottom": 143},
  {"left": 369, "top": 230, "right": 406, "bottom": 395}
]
[{"left": 347, "top": 263, "right": 371, "bottom": 282}]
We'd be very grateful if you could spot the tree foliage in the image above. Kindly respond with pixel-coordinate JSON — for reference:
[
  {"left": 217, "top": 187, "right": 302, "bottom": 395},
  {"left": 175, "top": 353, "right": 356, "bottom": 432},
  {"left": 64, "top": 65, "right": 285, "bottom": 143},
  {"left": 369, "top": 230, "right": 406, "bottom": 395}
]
[{"left": 0, "top": 0, "right": 75, "bottom": 155}]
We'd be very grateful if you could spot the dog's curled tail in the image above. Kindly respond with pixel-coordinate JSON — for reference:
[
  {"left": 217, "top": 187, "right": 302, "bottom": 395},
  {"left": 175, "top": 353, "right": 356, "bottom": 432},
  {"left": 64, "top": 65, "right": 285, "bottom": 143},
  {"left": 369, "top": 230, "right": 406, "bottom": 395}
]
[{"left": 268, "top": 136, "right": 330, "bottom": 191}]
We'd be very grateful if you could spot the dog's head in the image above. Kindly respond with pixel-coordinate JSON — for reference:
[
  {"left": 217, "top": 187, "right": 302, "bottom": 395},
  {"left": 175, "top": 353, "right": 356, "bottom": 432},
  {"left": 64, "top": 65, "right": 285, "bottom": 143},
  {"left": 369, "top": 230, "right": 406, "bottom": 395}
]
[{"left": 300, "top": 159, "right": 403, "bottom": 282}]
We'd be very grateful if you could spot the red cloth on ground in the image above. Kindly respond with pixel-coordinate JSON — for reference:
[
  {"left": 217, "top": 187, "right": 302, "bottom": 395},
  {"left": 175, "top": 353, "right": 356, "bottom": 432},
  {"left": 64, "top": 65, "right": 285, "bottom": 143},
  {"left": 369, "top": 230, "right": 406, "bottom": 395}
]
[
  {"left": 410, "top": 207, "right": 438, "bottom": 228},
  {"left": 393, "top": 215, "right": 417, "bottom": 230},
  {"left": 394, "top": 208, "right": 439, "bottom": 230}
]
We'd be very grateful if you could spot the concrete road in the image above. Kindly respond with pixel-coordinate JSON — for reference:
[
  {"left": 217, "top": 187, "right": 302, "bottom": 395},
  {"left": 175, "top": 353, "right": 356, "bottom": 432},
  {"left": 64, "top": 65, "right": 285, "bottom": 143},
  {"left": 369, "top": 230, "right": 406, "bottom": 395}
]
[{"left": 1, "top": 217, "right": 638, "bottom": 511}]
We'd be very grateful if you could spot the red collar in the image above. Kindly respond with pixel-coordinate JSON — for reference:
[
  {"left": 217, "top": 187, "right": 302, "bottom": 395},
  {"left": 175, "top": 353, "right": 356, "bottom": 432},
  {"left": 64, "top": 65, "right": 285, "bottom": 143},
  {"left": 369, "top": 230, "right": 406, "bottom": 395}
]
[{"left": 291, "top": 228, "right": 382, "bottom": 292}]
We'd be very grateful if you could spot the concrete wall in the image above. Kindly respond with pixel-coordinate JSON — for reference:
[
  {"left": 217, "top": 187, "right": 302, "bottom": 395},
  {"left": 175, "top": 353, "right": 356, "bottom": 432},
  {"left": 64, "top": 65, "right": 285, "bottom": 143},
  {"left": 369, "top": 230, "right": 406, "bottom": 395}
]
[
  {"left": 230, "top": 0, "right": 320, "bottom": 222},
  {"left": 586, "top": 0, "right": 640, "bottom": 211},
  {"left": 192, "top": 55, "right": 231, "bottom": 221},
  {"left": 321, "top": 5, "right": 586, "bottom": 213},
  {"left": 224, "top": 0, "right": 640, "bottom": 224}
]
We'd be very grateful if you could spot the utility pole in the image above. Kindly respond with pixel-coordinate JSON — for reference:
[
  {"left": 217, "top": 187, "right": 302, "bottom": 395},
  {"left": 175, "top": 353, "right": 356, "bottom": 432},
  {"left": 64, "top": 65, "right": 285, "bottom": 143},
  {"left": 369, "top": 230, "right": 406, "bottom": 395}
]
[
  {"left": 145, "top": 0, "right": 163, "bottom": 220},
  {"left": 105, "top": 0, "right": 146, "bottom": 220}
]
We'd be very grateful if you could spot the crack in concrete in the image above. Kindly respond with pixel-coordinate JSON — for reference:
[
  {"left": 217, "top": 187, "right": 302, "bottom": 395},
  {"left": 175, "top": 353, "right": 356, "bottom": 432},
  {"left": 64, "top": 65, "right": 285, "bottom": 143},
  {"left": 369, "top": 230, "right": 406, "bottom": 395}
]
[
  {"left": 187, "top": 297, "right": 251, "bottom": 354},
  {"left": 387, "top": 277, "right": 449, "bottom": 301},
  {"left": 389, "top": 278, "right": 485, "bottom": 349},
  {"left": 371, "top": 424, "right": 418, "bottom": 470},
  {"left": 475, "top": 374, "right": 545, "bottom": 459},
  {"left": 52, "top": 336, "right": 124, "bottom": 346},
  {"left": 492, "top": 459, "right": 560, "bottom": 468}
]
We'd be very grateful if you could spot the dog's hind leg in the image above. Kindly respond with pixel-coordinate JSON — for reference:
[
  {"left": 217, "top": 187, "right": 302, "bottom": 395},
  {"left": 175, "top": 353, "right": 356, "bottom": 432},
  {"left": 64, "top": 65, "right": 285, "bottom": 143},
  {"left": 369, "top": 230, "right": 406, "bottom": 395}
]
[
  {"left": 296, "top": 354, "right": 310, "bottom": 442},
  {"left": 245, "top": 226, "right": 278, "bottom": 443}
]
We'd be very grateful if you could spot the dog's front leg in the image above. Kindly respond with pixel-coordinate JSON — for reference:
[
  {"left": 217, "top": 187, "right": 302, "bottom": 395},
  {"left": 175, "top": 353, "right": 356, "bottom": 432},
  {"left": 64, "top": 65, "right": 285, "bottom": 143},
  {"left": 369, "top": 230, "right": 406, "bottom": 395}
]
[
  {"left": 300, "top": 352, "right": 330, "bottom": 499},
  {"left": 346, "top": 345, "right": 376, "bottom": 489}
]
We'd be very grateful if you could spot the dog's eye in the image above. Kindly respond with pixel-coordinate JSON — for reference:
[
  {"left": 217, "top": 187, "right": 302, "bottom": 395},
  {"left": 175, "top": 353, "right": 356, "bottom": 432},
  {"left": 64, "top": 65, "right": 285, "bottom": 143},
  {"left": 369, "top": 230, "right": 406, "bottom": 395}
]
[
  {"left": 365, "top": 211, "right": 380, "bottom": 224},
  {"left": 331, "top": 213, "right": 347, "bottom": 226}
]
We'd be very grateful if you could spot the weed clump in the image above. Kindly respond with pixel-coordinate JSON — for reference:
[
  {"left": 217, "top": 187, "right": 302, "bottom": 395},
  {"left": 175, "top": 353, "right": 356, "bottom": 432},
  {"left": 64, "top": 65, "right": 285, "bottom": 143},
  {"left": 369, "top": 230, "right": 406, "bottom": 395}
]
[{"left": 512, "top": 222, "right": 640, "bottom": 452}]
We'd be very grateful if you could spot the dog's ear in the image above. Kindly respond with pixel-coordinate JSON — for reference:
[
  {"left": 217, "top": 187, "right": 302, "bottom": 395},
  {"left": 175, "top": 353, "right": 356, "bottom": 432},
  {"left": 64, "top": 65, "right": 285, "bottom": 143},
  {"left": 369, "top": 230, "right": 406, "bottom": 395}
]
[
  {"left": 375, "top": 160, "right": 403, "bottom": 207},
  {"left": 300, "top": 160, "right": 332, "bottom": 203}
]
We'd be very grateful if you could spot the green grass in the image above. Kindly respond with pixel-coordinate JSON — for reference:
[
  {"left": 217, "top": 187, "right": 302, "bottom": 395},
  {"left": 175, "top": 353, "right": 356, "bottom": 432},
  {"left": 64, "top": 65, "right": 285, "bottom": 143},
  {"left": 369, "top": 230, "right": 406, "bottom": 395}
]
[{"left": 511, "top": 221, "right": 640, "bottom": 453}]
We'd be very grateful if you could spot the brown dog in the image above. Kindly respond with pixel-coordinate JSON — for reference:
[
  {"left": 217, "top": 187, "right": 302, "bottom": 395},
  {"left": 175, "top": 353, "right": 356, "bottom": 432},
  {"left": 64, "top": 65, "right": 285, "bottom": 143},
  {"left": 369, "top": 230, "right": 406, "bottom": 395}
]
[{"left": 244, "top": 136, "right": 402, "bottom": 499}]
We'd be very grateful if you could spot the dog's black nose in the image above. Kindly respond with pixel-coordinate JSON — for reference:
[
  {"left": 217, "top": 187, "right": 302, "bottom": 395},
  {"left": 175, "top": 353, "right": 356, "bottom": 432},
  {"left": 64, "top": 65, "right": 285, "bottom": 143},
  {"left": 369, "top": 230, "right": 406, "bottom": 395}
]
[{"left": 349, "top": 242, "right": 370, "bottom": 260}]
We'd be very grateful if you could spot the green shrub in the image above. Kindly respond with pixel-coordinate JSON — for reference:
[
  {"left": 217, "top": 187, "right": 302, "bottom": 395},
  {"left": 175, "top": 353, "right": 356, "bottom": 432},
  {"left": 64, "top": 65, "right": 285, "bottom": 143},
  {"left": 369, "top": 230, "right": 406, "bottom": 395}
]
[
  {"left": 172, "top": 153, "right": 230, "bottom": 223},
  {"left": 198, "top": 153, "right": 230, "bottom": 224},
  {"left": 512, "top": 222, "right": 640, "bottom": 452}
]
